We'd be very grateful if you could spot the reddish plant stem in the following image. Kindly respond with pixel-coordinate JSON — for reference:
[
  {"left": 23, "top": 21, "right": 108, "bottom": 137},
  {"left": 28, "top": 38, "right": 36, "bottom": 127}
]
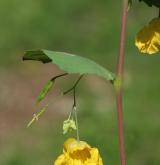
[{"left": 116, "top": 0, "right": 128, "bottom": 165}]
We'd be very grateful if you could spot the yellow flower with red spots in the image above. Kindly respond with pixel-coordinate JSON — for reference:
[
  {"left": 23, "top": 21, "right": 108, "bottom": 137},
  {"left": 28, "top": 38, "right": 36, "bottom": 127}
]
[
  {"left": 135, "top": 18, "right": 160, "bottom": 54},
  {"left": 54, "top": 138, "right": 103, "bottom": 165}
]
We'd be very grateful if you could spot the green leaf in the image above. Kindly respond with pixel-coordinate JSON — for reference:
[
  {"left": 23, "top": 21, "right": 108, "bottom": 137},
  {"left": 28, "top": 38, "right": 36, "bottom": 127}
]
[
  {"left": 23, "top": 50, "right": 115, "bottom": 81},
  {"left": 139, "top": 0, "right": 160, "bottom": 7},
  {"left": 37, "top": 79, "right": 54, "bottom": 102},
  {"left": 23, "top": 50, "right": 51, "bottom": 63}
]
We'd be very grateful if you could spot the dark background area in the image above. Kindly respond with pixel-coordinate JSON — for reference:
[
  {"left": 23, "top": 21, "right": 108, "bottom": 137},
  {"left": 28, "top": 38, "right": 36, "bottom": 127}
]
[{"left": 0, "top": 0, "right": 160, "bottom": 164}]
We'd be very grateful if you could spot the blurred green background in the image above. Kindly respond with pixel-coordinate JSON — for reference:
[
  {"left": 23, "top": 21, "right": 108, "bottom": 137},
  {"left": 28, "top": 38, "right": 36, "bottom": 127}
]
[{"left": 0, "top": 0, "right": 160, "bottom": 164}]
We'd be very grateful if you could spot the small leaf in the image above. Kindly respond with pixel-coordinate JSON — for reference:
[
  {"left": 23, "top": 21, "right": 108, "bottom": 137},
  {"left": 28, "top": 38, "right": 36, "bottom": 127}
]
[
  {"left": 37, "top": 79, "right": 54, "bottom": 102},
  {"left": 63, "top": 119, "right": 77, "bottom": 134},
  {"left": 27, "top": 104, "right": 48, "bottom": 128},
  {"left": 23, "top": 50, "right": 115, "bottom": 81}
]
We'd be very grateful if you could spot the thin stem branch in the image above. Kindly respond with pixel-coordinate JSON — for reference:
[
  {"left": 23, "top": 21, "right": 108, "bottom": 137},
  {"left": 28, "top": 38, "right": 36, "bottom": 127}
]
[
  {"left": 51, "top": 73, "right": 68, "bottom": 81},
  {"left": 63, "top": 75, "right": 83, "bottom": 95},
  {"left": 115, "top": 0, "right": 128, "bottom": 165},
  {"left": 63, "top": 75, "right": 82, "bottom": 140},
  {"left": 73, "top": 88, "right": 76, "bottom": 107},
  {"left": 67, "top": 88, "right": 77, "bottom": 120}
]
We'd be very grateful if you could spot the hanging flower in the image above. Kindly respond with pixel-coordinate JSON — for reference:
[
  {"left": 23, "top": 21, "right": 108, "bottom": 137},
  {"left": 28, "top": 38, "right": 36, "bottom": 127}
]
[
  {"left": 135, "top": 18, "right": 160, "bottom": 54},
  {"left": 54, "top": 138, "right": 103, "bottom": 165}
]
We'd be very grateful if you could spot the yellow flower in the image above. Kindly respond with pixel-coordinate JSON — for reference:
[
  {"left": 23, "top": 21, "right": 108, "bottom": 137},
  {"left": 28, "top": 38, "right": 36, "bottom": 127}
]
[
  {"left": 54, "top": 138, "right": 103, "bottom": 165},
  {"left": 135, "top": 18, "right": 160, "bottom": 54}
]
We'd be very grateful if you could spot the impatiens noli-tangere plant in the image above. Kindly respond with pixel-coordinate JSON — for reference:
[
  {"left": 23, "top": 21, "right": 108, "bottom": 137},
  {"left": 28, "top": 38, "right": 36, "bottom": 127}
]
[{"left": 22, "top": 0, "right": 160, "bottom": 165}]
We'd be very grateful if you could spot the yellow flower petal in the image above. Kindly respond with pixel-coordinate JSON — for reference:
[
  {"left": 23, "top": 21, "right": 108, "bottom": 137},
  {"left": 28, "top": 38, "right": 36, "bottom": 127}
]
[
  {"left": 54, "top": 138, "right": 103, "bottom": 165},
  {"left": 64, "top": 138, "right": 91, "bottom": 153},
  {"left": 135, "top": 18, "right": 160, "bottom": 54},
  {"left": 54, "top": 154, "right": 66, "bottom": 165}
]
